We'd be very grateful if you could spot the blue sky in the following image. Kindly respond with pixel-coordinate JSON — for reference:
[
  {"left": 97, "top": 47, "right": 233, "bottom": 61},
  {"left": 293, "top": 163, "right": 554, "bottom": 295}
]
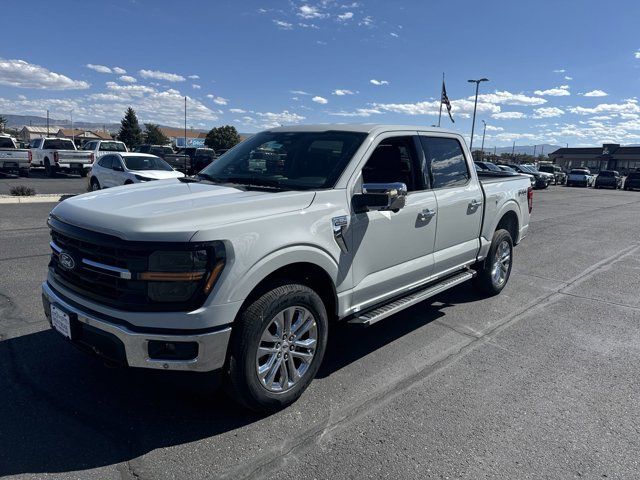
[{"left": 1, "top": 0, "right": 640, "bottom": 147}]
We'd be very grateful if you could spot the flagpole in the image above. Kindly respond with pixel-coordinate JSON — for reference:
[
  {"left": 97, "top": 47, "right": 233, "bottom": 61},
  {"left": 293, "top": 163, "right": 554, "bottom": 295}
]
[{"left": 437, "top": 72, "right": 444, "bottom": 127}]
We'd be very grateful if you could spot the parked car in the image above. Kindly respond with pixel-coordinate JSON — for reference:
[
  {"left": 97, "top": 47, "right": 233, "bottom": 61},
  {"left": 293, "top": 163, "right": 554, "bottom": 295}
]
[
  {"left": 623, "top": 172, "right": 640, "bottom": 191},
  {"left": 498, "top": 165, "right": 535, "bottom": 187},
  {"left": 474, "top": 161, "right": 503, "bottom": 172},
  {"left": 538, "top": 164, "right": 567, "bottom": 185},
  {"left": 42, "top": 124, "right": 532, "bottom": 411},
  {"left": 594, "top": 170, "right": 622, "bottom": 189},
  {"left": 88, "top": 152, "right": 184, "bottom": 190},
  {"left": 133, "top": 144, "right": 174, "bottom": 158},
  {"left": 0, "top": 135, "right": 30, "bottom": 176},
  {"left": 29, "top": 137, "right": 93, "bottom": 177},
  {"left": 506, "top": 164, "right": 551, "bottom": 189},
  {"left": 176, "top": 147, "right": 217, "bottom": 174},
  {"left": 82, "top": 140, "right": 128, "bottom": 162},
  {"left": 566, "top": 168, "right": 595, "bottom": 187},
  {"left": 522, "top": 164, "right": 555, "bottom": 186}
]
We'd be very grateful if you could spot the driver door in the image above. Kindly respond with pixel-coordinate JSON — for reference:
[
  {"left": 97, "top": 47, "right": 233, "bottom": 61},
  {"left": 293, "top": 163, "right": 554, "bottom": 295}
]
[{"left": 347, "top": 133, "right": 438, "bottom": 311}]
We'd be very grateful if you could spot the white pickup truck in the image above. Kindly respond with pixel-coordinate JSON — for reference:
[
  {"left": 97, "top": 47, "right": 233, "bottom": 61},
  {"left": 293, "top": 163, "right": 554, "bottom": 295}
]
[
  {"left": 42, "top": 124, "right": 532, "bottom": 411},
  {"left": 0, "top": 135, "right": 30, "bottom": 176},
  {"left": 29, "top": 137, "right": 94, "bottom": 177},
  {"left": 81, "top": 139, "right": 128, "bottom": 161}
]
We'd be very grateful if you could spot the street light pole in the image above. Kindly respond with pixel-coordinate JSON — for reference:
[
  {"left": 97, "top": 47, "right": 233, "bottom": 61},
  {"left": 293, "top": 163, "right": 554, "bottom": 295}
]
[
  {"left": 468, "top": 78, "right": 488, "bottom": 156},
  {"left": 480, "top": 120, "right": 486, "bottom": 161}
]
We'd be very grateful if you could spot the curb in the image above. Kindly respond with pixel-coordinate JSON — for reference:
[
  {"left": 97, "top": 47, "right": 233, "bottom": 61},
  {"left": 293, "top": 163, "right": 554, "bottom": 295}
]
[{"left": 0, "top": 194, "right": 77, "bottom": 204}]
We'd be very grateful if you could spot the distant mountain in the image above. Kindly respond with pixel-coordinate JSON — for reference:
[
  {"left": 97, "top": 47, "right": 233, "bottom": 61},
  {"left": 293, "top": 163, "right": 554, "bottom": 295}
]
[{"left": 479, "top": 144, "right": 563, "bottom": 156}]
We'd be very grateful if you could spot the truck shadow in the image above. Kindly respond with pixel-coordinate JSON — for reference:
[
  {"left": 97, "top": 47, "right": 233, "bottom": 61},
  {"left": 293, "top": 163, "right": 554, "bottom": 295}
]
[{"left": 0, "top": 285, "right": 482, "bottom": 476}]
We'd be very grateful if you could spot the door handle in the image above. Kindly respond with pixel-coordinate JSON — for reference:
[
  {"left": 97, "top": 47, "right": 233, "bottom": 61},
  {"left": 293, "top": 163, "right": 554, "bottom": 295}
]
[
  {"left": 418, "top": 208, "right": 436, "bottom": 222},
  {"left": 469, "top": 199, "right": 483, "bottom": 208}
]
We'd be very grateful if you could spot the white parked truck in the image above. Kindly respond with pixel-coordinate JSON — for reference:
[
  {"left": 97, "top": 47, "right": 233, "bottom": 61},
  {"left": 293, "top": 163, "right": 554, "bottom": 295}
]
[
  {"left": 42, "top": 124, "right": 532, "bottom": 411},
  {"left": 29, "top": 137, "right": 94, "bottom": 177},
  {"left": 0, "top": 135, "right": 30, "bottom": 176},
  {"left": 81, "top": 139, "right": 128, "bottom": 162}
]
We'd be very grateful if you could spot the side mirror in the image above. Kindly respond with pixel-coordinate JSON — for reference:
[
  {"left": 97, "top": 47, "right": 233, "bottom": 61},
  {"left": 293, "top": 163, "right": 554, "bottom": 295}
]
[
  {"left": 113, "top": 164, "right": 124, "bottom": 172},
  {"left": 353, "top": 182, "right": 407, "bottom": 213}
]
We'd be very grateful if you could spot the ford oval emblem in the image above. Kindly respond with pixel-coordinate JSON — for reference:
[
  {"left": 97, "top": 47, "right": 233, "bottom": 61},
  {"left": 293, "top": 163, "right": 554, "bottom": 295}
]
[{"left": 59, "top": 252, "right": 76, "bottom": 271}]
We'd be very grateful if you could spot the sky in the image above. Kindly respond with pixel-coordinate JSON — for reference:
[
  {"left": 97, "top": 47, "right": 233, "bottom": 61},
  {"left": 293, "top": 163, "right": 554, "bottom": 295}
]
[{"left": 1, "top": 0, "right": 640, "bottom": 147}]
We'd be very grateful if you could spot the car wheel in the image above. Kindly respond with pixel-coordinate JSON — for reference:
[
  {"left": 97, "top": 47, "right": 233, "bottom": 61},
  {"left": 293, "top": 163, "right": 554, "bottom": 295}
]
[
  {"left": 225, "top": 282, "right": 328, "bottom": 412},
  {"left": 124, "top": 180, "right": 133, "bottom": 185},
  {"left": 473, "top": 229, "right": 513, "bottom": 296},
  {"left": 19, "top": 168, "right": 29, "bottom": 178},
  {"left": 44, "top": 159, "right": 55, "bottom": 178},
  {"left": 89, "top": 178, "right": 101, "bottom": 191}
]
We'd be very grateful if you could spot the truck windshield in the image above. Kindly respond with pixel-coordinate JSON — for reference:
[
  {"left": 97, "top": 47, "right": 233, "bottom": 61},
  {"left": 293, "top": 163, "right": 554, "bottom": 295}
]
[
  {"left": 199, "top": 131, "right": 367, "bottom": 190},
  {"left": 123, "top": 155, "right": 173, "bottom": 171},
  {"left": 43, "top": 139, "right": 75, "bottom": 150},
  {"left": 99, "top": 142, "right": 127, "bottom": 152}
]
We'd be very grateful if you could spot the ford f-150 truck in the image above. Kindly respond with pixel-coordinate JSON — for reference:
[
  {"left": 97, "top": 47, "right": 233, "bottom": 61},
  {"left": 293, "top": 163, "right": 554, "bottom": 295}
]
[
  {"left": 0, "top": 135, "right": 30, "bottom": 176},
  {"left": 42, "top": 124, "right": 532, "bottom": 411},
  {"left": 29, "top": 137, "right": 94, "bottom": 177}
]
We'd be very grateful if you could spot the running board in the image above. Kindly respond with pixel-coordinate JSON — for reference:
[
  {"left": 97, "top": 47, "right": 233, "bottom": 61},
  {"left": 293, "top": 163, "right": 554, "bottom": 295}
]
[{"left": 349, "top": 270, "right": 476, "bottom": 327}]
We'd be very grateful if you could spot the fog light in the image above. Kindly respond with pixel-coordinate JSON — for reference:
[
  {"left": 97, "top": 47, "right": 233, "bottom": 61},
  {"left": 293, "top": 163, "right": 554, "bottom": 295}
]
[{"left": 148, "top": 340, "right": 199, "bottom": 361}]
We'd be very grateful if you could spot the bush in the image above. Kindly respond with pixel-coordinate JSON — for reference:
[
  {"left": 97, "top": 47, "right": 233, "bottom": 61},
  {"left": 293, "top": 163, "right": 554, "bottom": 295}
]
[{"left": 9, "top": 185, "right": 36, "bottom": 196}]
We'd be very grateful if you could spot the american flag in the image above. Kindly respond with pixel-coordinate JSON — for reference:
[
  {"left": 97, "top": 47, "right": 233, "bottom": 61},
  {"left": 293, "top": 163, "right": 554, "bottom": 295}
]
[{"left": 441, "top": 80, "right": 454, "bottom": 123}]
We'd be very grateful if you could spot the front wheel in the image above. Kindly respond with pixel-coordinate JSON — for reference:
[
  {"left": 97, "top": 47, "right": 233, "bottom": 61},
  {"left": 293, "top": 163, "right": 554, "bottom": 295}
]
[
  {"left": 473, "top": 229, "right": 513, "bottom": 296},
  {"left": 225, "top": 283, "right": 328, "bottom": 412}
]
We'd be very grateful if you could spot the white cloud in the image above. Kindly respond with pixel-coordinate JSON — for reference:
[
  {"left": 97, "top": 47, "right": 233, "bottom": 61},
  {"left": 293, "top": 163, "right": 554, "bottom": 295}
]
[
  {"left": 188, "top": 74, "right": 199, "bottom": 79},
  {"left": 532, "top": 107, "right": 564, "bottom": 119},
  {"left": 332, "top": 89, "right": 356, "bottom": 96},
  {"left": 86, "top": 64, "right": 112, "bottom": 74},
  {"left": 105, "top": 81, "right": 156, "bottom": 96},
  {"left": 373, "top": 98, "right": 500, "bottom": 117},
  {"left": 583, "top": 89, "right": 608, "bottom": 97},
  {"left": 390, "top": 32, "right": 399, "bottom": 37},
  {"left": 634, "top": 50, "right": 640, "bottom": 59},
  {"left": 239, "top": 110, "right": 306, "bottom": 129},
  {"left": 337, "top": 11, "right": 353, "bottom": 21},
  {"left": 274, "top": 20, "right": 293, "bottom": 29},
  {"left": 329, "top": 108, "right": 382, "bottom": 117},
  {"left": 298, "top": 4, "right": 327, "bottom": 19},
  {"left": 569, "top": 101, "right": 640, "bottom": 116},
  {"left": 112, "top": 67, "right": 126, "bottom": 74},
  {"left": 534, "top": 85, "right": 570, "bottom": 96},
  {"left": 229, "top": 108, "right": 246, "bottom": 114},
  {"left": 476, "top": 90, "right": 546, "bottom": 106},
  {"left": 370, "top": 79, "right": 389, "bottom": 86},
  {"left": 298, "top": 22, "right": 320, "bottom": 29},
  {"left": 484, "top": 125, "right": 504, "bottom": 132},
  {"left": 359, "top": 15, "right": 373, "bottom": 26},
  {"left": 119, "top": 75, "right": 137, "bottom": 83},
  {"left": 0, "top": 58, "right": 89, "bottom": 90},
  {"left": 206, "top": 94, "right": 228, "bottom": 105},
  {"left": 312, "top": 96, "right": 328, "bottom": 104},
  {"left": 192, "top": 84, "right": 201, "bottom": 89},
  {"left": 553, "top": 69, "right": 566, "bottom": 73},
  {"left": 564, "top": 76, "right": 573, "bottom": 80},
  {"left": 492, "top": 111, "right": 527, "bottom": 119},
  {"left": 139, "top": 69, "right": 185, "bottom": 82}
]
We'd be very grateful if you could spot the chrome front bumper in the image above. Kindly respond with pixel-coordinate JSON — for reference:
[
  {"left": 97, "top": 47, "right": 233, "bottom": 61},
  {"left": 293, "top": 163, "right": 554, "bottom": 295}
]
[{"left": 42, "top": 282, "right": 232, "bottom": 372}]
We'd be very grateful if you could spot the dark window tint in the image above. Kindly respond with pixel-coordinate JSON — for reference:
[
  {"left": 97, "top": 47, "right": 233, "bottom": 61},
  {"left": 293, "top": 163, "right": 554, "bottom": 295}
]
[
  {"left": 123, "top": 155, "right": 173, "bottom": 171},
  {"left": 98, "top": 155, "right": 113, "bottom": 169},
  {"left": 43, "top": 139, "right": 75, "bottom": 150},
  {"left": 421, "top": 136, "right": 469, "bottom": 189},
  {"left": 0, "top": 137, "right": 15, "bottom": 148},
  {"left": 83, "top": 142, "right": 95, "bottom": 150},
  {"left": 599, "top": 171, "right": 614, "bottom": 177},
  {"left": 362, "top": 136, "right": 419, "bottom": 191},
  {"left": 627, "top": 173, "right": 640, "bottom": 179},
  {"left": 99, "top": 141, "right": 126, "bottom": 152},
  {"left": 29, "top": 139, "right": 41, "bottom": 148}
]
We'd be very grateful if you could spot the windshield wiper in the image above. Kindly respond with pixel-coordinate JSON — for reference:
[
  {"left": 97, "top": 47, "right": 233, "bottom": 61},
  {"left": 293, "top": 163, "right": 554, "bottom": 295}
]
[
  {"left": 217, "top": 176, "right": 288, "bottom": 191},
  {"left": 195, "top": 172, "right": 225, "bottom": 183}
]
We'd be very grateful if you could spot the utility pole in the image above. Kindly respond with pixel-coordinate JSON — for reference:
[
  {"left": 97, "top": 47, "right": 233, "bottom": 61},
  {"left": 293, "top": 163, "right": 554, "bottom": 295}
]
[
  {"left": 511, "top": 141, "right": 516, "bottom": 160},
  {"left": 71, "top": 110, "right": 74, "bottom": 145},
  {"left": 533, "top": 145, "right": 537, "bottom": 157},
  {"left": 480, "top": 120, "right": 486, "bottom": 161},
  {"left": 184, "top": 97, "right": 188, "bottom": 173},
  {"left": 467, "top": 78, "right": 489, "bottom": 153},
  {"left": 46, "top": 109, "right": 50, "bottom": 136}
]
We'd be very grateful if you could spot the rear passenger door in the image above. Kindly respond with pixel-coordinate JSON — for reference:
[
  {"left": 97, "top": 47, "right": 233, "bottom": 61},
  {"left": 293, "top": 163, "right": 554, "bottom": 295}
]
[
  {"left": 419, "top": 134, "right": 483, "bottom": 276},
  {"left": 98, "top": 155, "right": 116, "bottom": 187}
]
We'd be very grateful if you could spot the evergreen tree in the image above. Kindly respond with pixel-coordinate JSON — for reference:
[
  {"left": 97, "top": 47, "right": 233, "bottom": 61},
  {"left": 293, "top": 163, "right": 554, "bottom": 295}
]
[
  {"left": 117, "top": 108, "right": 143, "bottom": 148},
  {"left": 205, "top": 125, "right": 241, "bottom": 151},
  {"left": 144, "top": 123, "right": 170, "bottom": 145},
  {"left": 0, "top": 115, "right": 7, "bottom": 133}
]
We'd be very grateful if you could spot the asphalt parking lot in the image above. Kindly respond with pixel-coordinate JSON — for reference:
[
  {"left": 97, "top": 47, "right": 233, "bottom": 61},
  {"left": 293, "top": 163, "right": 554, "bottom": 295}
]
[
  {"left": 0, "top": 171, "right": 88, "bottom": 196},
  {"left": 1, "top": 186, "right": 639, "bottom": 479}
]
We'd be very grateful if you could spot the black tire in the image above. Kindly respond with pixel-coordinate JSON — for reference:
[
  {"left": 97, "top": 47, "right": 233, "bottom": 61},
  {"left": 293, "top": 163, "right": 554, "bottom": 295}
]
[
  {"left": 19, "top": 168, "right": 29, "bottom": 177},
  {"left": 89, "top": 177, "right": 101, "bottom": 191},
  {"left": 44, "top": 158, "right": 54, "bottom": 178},
  {"left": 124, "top": 180, "right": 133, "bottom": 185},
  {"left": 225, "top": 283, "right": 328, "bottom": 412},
  {"left": 80, "top": 169, "right": 88, "bottom": 178},
  {"left": 473, "top": 229, "right": 514, "bottom": 296}
]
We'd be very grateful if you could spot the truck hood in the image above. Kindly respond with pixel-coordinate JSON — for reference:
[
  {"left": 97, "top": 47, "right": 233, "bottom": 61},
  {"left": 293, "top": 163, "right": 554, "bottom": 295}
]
[
  {"left": 128, "top": 169, "right": 185, "bottom": 180},
  {"left": 51, "top": 179, "right": 316, "bottom": 242}
]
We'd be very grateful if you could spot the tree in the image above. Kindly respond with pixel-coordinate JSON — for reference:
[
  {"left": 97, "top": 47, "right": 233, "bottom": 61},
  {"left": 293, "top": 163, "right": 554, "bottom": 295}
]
[
  {"left": 144, "top": 123, "right": 170, "bottom": 145},
  {"left": 205, "top": 125, "right": 241, "bottom": 151},
  {"left": 117, "top": 108, "right": 143, "bottom": 148},
  {"left": 0, "top": 115, "right": 7, "bottom": 133}
]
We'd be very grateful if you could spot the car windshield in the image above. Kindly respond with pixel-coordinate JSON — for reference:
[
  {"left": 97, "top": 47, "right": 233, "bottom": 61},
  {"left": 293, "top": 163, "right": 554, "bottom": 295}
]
[
  {"left": 199, "top": 131, "right": 367, "bottom": 190},
  {"left": 519, "top": 165, "right": 536, "bottom": 173},
  {"left": 0, "top": 137, "right": 15, "bottom": 148},
  {"left": 599, "top": 171, "right": 614, "bottom": 177},
  {"left": 123, "top": 155, "right": 173, "bottom": 171},
  {"left": 484, "top": 162, "right": 502, "bottom": 172},
  {"left": 42, "top": 139, "right": 75, "bottom": 150},
  {"left": 570, "top": 169, "right": 588, "bottom": 174},
  {"left": 99, "top": 141, "right": 126, "bottom": 152},
  {"left": 538, "top": 165, "right": 555, "bottom": 173},
  {"left": 499, "top": 165, "right": 515, "bottom": 172}
]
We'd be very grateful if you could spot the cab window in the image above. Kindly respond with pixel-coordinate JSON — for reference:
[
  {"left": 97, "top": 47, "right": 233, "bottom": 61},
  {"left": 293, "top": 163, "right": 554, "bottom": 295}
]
[
  {"left": 420, "top": 136, "right": 469, "bottom": 189},
  {"left": 361, "top": 136, "right": 421, "bottom": 191}
]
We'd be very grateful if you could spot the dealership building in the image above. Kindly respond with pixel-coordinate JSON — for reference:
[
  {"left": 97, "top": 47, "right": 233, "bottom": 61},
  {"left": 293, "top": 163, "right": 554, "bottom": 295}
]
[{"left": 549, "top": 144, "right": 640, "bottom": 174}]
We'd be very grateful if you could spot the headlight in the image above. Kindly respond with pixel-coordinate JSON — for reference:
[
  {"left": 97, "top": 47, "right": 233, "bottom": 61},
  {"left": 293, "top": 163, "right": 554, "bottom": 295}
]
[
  {"left": 134, "top": 174, "right": 157, "bottom": 182},
  {"left": 140, "top": 244, "right": 226, "bottom": 303}
]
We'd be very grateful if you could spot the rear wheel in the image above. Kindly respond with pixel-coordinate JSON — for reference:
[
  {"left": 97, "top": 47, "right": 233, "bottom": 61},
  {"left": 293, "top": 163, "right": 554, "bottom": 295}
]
[
  {"left": 225, "top": 283, "right": 328, "bottom": 412},
  {"left": 44, "top": 159, "right": 55, "bottom": 178},
  {"left": 19, "top": 168, "right": 29, "bottom": 177},
  {"left": 474, "top": 229, "right": 513, "bottom": 296},
  {"left": 89, "top": 177, "right": 101, "bottom": 191}
]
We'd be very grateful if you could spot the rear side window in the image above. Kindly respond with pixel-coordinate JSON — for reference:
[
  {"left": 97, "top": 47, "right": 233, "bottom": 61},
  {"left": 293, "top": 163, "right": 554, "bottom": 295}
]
[
  {"left": 420, "top": 136, "right": 469, "bottom": 189},
  {"left": 98, "top": 155, "right": 113, "bottom": 169}
]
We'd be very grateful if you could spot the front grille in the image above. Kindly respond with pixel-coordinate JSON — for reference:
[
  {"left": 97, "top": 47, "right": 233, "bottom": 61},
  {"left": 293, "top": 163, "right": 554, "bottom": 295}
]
[{"left": 48, "top": 217, "right": 213, "bottom": 312}]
